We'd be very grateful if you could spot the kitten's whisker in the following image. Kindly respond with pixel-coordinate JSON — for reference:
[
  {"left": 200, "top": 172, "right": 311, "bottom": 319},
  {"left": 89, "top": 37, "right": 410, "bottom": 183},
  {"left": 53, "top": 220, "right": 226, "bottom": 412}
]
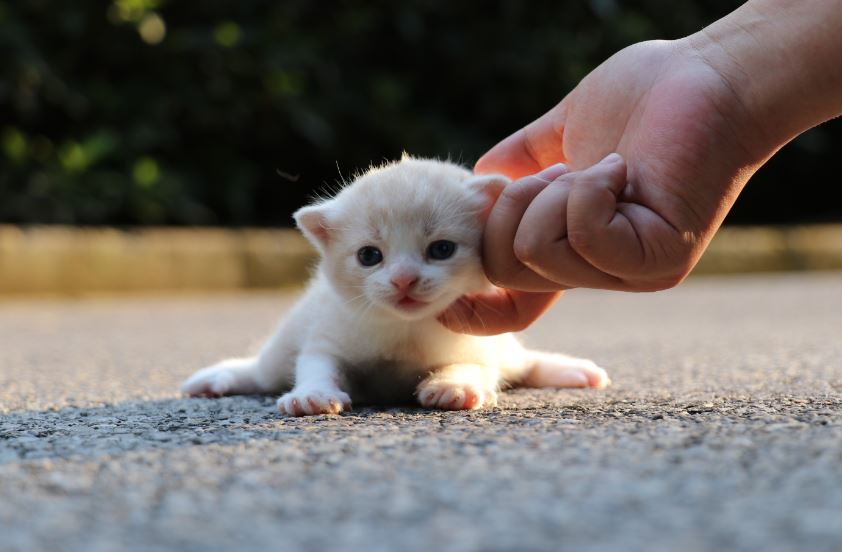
[
  {"left": 444, "top": 298, "right": 470, "bottom": 333},
  {"left": 458, "top": 297, "right": 488, "bottom": 331},
  {"left": 467, "top": 295, "right": 504, "bottom": 318},
  {"left": 452, "top": 306, "right": 472, "bottom": 334},
  {"left": 358, "top": 300, "right": 377, "bottom": 320},
  {"left": 343, "top": 294, "right": 367, "bottom": 307},
  {"left": 335, "top": 160, "right": 349, "bottom": 188}
]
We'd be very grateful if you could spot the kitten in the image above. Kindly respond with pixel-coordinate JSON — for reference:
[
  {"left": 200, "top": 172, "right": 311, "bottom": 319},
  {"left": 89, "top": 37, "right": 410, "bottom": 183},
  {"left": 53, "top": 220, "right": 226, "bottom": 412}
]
[{"left": 181, "top": 156, "right": 609, "bottom": 415}]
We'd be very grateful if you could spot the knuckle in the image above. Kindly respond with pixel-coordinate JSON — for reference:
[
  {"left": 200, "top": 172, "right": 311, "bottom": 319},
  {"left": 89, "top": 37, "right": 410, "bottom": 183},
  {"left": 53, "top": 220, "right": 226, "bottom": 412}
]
[
  {"left": 665, "top": 261, "right": 695, "bottom": 288},
  {"left": 512, "top": 233, "right": 543, "bottom": 266},
  {"left": 556, "top": 172, "right": 578, "bottom": 186},
  {"left": 566, "top": 226, "right": 594, "bottom": 255},
  {"left": 663, "top": 244, "right": 699, "bottom": 286},
  {"left": 635, "top": 278, "right": 680, "bottom": 292},
  {"left": 630, "top": 252, "right": 697, "bottom": 292},
  {"left": 498, "top": 180, "right": 537, "bottom": 205},
  {"left": 484, "top": 261, "right": 513, "bottom": 288},
  {"left": 663, "top": 273, "right": 687, "bottom": 289},
  {"left": 508, "top": 318, "right": 532, "bottom": 333},
  {"left": 637, "top": 272, "right": 687, "bottom": 292},
  {"left": 569, "top": 168, "right": 601, "bottom": 186}
]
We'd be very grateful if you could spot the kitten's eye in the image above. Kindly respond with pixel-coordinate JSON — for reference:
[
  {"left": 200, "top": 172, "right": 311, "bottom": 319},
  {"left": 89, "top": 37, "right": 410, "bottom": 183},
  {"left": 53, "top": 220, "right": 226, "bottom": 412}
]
[
  {"left": 357, "top": 246, "right": 383, "bottom": 267},
  {"left": 427, "top": 240, "right": 457, "bottom": 261}
]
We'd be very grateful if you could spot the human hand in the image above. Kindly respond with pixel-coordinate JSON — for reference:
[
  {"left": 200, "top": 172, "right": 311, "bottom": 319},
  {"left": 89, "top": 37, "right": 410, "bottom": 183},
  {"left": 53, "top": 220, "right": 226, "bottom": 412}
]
[
  {"left": 442, "top": 0, "right": 842, "bottom": 335},
  {"left": 440, "top": 38, "right": 776, "bottom": 335},
  {"left": 476, "top": 38, "right": 770, "bottom": 294},
  {"left": 442, "top": 39, "right": 763, "bottom": 334}
]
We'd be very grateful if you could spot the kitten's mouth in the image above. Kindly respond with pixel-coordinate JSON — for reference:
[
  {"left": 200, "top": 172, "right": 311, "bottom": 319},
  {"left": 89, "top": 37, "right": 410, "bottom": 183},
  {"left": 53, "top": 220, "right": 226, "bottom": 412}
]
[{"left": 395, "top": 296, "right": 428, "bottom": 310}]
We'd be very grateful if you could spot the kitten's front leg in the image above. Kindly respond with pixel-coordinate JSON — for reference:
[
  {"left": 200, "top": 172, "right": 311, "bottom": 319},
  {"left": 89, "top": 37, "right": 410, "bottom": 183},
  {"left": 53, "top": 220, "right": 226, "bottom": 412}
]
[
  {"left": 416, "top": 364, "right": 499, "bottom": 411},
  {"left": 277, "top": 352, "right": 351, "bottom": 416}
]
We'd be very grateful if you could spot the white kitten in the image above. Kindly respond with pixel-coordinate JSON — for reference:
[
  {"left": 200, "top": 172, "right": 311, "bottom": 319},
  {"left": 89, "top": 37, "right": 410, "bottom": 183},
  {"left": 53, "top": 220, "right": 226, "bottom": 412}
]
[{"left": 182, "top": 156, "right": 609, "bottom": 416}]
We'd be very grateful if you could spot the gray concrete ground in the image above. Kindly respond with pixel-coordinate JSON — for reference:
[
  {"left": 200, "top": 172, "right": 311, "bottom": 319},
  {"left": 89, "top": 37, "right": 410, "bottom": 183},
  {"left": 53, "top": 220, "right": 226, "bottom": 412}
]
[{"left": 1, "top": 273, "right": 841, "bottom": 552}]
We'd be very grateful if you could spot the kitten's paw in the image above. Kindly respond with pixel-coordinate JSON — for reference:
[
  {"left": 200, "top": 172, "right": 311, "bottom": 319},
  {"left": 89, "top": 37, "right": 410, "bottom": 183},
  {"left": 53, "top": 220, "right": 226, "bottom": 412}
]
[
  {"left": 277, "top": 388, "right": 352, "bottom": 416},
  {"left": 523, "top": 353, "right": 611, "bottom": 389},
  {"left": 416, "top": 380, "right": 498, "bottom": 411}
]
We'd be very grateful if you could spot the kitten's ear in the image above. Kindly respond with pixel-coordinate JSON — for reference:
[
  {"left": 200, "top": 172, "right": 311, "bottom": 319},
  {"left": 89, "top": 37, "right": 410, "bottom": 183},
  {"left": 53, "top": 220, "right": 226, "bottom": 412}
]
[
  {"left": 293, "top": 203, "right": 333, "bottom": 251},
  {"left": 465, "top": 174, "right": 510, "bottom": 222}
]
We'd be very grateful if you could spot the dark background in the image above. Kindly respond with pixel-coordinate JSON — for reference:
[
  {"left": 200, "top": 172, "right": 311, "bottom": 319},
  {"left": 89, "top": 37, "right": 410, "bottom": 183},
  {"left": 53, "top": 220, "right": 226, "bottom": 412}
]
[{"left": 1, "top": 0, "right": 839, "bottom": 227}]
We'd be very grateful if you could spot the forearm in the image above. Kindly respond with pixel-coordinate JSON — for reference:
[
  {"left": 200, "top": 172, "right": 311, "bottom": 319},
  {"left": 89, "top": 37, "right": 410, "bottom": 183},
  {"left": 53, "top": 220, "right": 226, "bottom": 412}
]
[{"left": 686, "top": 0, "right": 842, "bottom": 157}]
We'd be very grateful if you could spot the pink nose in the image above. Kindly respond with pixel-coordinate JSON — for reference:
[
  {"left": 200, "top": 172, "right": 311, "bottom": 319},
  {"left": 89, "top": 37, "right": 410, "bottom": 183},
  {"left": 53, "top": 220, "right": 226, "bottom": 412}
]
[{"left": 390, "top": 272, "right": 419, "bottom": 292}]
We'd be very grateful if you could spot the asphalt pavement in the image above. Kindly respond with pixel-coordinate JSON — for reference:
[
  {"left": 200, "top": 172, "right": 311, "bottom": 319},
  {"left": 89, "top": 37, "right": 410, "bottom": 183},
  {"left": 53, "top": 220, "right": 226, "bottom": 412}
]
[{"left": 1, "top": 272, "right": 841, "bottom": 552}]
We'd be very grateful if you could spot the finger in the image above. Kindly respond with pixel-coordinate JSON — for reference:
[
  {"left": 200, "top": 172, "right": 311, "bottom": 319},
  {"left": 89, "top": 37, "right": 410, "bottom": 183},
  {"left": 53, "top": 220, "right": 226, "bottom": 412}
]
[
  {"left": 475, "top": 102, "right": 568, "bottom": 179},
  {"left": 482, "top": 164, "right": 572, "bottom": 292},
  {"left": 514, "top": 176, "right": 626, "bottom": 289},
  {"left": 566, "top": 153, "right": 649, "bottom": 277},
  {"left": 438, "top": 289, "right": 562, "bottom": 336}
]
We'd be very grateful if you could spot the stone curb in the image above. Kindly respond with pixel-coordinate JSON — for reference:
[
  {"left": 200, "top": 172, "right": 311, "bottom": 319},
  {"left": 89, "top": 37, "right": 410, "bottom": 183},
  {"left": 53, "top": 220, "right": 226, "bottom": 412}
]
[
  {"left": 0, "top": 226, "right": 316, "bottom": 295},
  {"left": 694, "top": 225, "right": 842, "bottom": 274},
  {"left": 1, "top": 224, "right": 841, "bottom": 295}
]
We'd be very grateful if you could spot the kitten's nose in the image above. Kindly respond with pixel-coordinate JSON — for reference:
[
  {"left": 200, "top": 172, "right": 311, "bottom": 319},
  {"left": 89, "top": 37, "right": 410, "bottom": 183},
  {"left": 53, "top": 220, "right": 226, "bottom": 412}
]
[{"left": 390, "top": 272, "right": 419, "bottom": 293}]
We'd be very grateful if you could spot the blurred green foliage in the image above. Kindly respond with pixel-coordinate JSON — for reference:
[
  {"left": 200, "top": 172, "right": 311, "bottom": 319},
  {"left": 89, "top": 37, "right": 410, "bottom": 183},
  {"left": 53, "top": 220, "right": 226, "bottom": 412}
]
[{"left": 1, "top": 0, "right": 839, "bottom": 226}]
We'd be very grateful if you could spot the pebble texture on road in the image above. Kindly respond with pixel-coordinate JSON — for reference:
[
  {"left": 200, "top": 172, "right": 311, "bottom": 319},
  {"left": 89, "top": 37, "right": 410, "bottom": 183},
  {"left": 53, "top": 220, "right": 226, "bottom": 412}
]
[{"left": 1, "top": 273, "right": 841, "bottom": 552}]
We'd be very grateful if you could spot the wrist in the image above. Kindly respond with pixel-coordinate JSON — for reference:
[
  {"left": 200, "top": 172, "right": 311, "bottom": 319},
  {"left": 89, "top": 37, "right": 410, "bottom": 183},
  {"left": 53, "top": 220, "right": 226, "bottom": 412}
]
[{"left": 683, "top": 0, "right": 842, "bottom": 158}]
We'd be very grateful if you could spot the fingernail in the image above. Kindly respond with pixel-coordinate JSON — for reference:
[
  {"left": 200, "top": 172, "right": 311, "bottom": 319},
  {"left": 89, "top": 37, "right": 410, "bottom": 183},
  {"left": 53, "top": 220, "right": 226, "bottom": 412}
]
[
  {"left": 533, "top": 162, "right": 568, "bottom": 182},
  {"left": 599, "top": 153, "right": 623, "bottom": 165}
]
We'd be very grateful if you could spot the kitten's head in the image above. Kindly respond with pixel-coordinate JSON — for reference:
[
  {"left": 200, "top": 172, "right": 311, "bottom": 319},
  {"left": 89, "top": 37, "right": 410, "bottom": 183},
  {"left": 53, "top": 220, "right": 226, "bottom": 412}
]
[{"left": 294, "top": 156, "right": 509, "bottom": 321}]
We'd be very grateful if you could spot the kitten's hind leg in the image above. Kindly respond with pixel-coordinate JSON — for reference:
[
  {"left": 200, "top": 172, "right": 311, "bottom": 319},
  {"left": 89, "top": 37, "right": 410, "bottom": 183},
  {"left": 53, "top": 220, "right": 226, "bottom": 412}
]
[
  {"left": 416, "top": 364, "right": 499, "bottom": 410},
  {"left": 519, "top": 351, "right": 611, "bottom": 389},
  {"left": 181, "top": 357, "right": 268, "bottom": 397}
]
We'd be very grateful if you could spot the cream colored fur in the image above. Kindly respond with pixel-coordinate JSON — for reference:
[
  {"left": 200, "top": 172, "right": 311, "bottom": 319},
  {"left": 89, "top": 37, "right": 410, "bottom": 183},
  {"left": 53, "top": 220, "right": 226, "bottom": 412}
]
[{"left": 182, "top": 156, "right": 609, "bottom": 415}]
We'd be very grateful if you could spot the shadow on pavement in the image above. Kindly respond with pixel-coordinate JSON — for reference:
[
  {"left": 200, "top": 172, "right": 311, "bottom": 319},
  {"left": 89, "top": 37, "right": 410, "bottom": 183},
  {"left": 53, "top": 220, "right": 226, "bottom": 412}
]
[{"left": 2, "top": 392, "right": 840, "bottom": 464}]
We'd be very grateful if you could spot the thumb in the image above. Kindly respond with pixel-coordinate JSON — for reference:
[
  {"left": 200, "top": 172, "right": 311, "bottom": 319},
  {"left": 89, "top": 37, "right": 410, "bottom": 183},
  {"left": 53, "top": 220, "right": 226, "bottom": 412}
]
[
  {"left": 438, "top": 289, "right": 561, "bottom": 336},
  {"left": 475, "top": 102, "right": 568, "bottom": 180}
]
